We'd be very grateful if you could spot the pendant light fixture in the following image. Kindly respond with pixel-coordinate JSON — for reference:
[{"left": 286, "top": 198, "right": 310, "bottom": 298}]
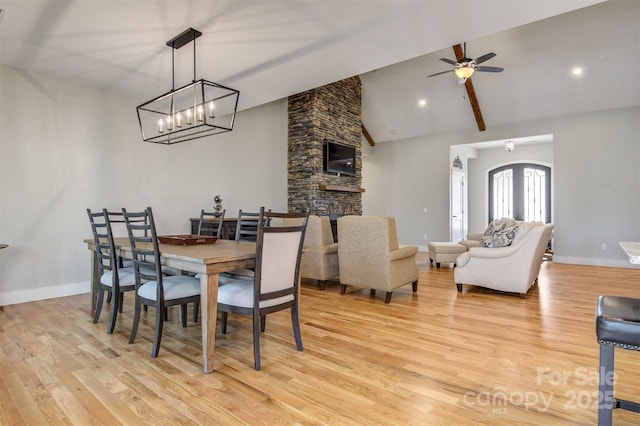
[{"left": 136, "top": 28, "right": 239, "bottom": 145}]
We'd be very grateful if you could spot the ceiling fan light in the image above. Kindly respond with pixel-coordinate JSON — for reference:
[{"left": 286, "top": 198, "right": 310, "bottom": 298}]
[{"left": 454, "top": 66, "right": 474, "bottom": 80}]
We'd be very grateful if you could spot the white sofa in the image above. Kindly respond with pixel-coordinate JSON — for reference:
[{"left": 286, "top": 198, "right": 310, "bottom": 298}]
[{"left": 454, "top": 221, "right": 554, "bottom": 298}]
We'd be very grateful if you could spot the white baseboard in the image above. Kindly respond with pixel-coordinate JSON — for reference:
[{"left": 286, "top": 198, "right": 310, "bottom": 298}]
[
  {"left": 1, "top": 255, "right": 636, "bottom": 306},
  {"left": 0, "top": 281, "right": 90, "bottom": 306},
  {"left": 552, "top": 256, "right": 639, "bottom": 269}
]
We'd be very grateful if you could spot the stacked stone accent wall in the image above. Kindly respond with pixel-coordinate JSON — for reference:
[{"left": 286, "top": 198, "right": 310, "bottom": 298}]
[{"left": 288, "top": 76, "right": 362, "bottom": 215}]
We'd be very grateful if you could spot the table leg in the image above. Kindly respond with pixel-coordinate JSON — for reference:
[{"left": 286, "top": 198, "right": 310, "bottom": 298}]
[{"left": 200, "top": 272, "right": 219, "bottom": 373}]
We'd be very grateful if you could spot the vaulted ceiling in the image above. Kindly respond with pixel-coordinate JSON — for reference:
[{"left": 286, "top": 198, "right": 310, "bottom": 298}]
[{"left": 1, "top": 0, "right": 637, "bottom": 143}]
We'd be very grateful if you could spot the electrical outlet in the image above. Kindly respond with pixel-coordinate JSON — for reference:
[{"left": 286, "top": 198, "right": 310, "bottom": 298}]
[
  {"left": 601, "top": 243, "right": 607, "bottom": 251},
  {"left": 424, "top": 234, "right": 428, "bottom": 240},
  {"left": 423, "top": 207, "right": 428, "bottom": 213}
]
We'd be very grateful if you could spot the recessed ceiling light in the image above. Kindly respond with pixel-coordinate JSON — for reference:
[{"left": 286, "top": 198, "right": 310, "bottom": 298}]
[
  {"left": 418, "top": 99, "right": 427, "bottom": 107},
  {"left": 571, "top": 67, "right": 583, "bottom": 76}
]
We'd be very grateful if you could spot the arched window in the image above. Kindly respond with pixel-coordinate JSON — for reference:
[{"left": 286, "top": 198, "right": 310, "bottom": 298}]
[{"left": 488, "top": 163, "right": 551, "bottom": 224}]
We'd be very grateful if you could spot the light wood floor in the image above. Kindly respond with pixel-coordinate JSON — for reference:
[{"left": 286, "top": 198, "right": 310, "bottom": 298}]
[{"left": 1, "top": 257, "right": 639, "bottom": 425}]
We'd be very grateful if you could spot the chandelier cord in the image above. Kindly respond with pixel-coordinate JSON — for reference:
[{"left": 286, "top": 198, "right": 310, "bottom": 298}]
[{"left": 193, "top": 34, "right": 197, "bottom": 83}]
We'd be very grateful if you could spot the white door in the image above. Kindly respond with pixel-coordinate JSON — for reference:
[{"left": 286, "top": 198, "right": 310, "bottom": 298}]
[{"left": 450, "top": 169, "right": 465, "bottom": 241}]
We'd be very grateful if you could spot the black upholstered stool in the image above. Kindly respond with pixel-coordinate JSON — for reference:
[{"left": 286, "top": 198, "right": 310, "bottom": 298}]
[{"left": 596, "top": 295, "right": 640, "bottom": 425}]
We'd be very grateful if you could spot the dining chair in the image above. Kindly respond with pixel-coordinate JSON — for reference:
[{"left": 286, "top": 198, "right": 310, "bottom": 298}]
[
  {"left": 217, "top": 207, "right": 309, "bottom": 370},
  {"left": 198, "top": 209, "right": 226, "bottom": 238},
  {"left": 102, "top": 210, "right": 148, "bottom": 304},
  {"left": 219, "top": 208, "right": 270, "bottom": 283},
  {"left": 122, "top": 207, "right": 201, "bottom": 358},
  {"left": 234, "top": 209, "right": 263, "bottom": 242},
  {"left": 192, "top": 209, "right": 227, "bottom": 319},
  {"left": 107, "top": 209, "right": 181, "bottom": 317},
  {"left": 86, "top": 208, "right": 137, "bottom": 334}
]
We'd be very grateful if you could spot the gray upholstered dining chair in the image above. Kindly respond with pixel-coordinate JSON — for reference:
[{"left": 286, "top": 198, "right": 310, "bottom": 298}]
[
  {"left": 217, "top": 208, "right": 308, "bottom": 370},
  {"left": 86, "top": 208, "right": 137, "bottom": 334},
  {"left": 123, "top": 207, "right": 201, "bottom": 358}
]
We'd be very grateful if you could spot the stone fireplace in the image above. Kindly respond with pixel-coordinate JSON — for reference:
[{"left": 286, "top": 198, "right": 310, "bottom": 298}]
[{"left": 287, "top": 76, "right": 363, "bottom": 216}]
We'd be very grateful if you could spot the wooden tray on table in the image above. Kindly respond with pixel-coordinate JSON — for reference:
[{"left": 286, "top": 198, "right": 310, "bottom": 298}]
[{"left": 158, "top": 235, "right": 218, "bottom": 245}]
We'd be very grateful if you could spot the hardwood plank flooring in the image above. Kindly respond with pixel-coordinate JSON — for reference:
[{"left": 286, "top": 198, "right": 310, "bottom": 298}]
[{"left": 1, "top": 257, "right": 639, "bottom": 425}]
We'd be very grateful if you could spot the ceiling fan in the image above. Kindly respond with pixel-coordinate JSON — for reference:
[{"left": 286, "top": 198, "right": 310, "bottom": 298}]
[{"left": 428, "top": 42, "right": 503, "bottom": 81}]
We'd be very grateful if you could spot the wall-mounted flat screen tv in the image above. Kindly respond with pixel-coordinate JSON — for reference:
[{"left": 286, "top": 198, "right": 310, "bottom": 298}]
[{"left": 323, "top": 140, "right": 356, "bottom": 176}]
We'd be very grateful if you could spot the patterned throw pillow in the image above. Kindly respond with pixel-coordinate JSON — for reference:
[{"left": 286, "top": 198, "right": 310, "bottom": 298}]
[
  {"left": 481, "top": 217, "right": 515, "bottom": 240},
  {"left": 482, "top": 218, "right": 507, "bottom": 239},
  {"left": 481, "top": 224, "right": 520, "bottom": 248}
]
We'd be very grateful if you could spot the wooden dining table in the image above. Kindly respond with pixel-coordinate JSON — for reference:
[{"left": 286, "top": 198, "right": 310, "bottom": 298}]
[{"left": 85, "top": 237, "right": 256, "bottom": 373}]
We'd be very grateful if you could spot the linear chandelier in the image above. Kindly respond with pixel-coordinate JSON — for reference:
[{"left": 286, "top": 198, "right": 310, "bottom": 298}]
[{"left": 136, "top": 28, "right": 239, "bottom": 145}]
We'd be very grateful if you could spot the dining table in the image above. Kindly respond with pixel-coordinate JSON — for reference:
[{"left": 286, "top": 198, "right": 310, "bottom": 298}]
[{"left": 85, "top": 236, "right": 256, "bottom": 373}]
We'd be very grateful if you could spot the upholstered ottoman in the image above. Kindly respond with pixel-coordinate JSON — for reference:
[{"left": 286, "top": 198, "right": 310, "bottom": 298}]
[{"left": 428, "top": 242, "right": 467, "bottom": 269}]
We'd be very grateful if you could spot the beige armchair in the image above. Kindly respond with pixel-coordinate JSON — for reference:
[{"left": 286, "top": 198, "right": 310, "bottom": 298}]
[
  {"left": 337, "top": 215, "right": 419, "bottom": 303},
  {"left": 300, "top": 215, "right": 339, "bottom": 290},
  {"left": 454, "top": 223, "right": 554, "bottom": 298}
]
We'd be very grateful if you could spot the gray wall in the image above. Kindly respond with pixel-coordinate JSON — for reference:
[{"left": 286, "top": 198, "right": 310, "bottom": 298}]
[
  {"left": 0, "top": 65, "right": 289, "bottom": 305},
  {"left": 1, "top": 64, "right": 638, "bottom": 305},
  {"left": 362, "top": 106, "right": 640, "bottom": 268}
]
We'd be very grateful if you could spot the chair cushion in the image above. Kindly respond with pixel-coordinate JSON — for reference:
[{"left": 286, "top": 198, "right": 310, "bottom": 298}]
[
  {"left": 596, "top": 295, "right": 640, "bottom": 350},
  {"left": 137, "top": 275, "right": 200, "bottom": 301},
  {"left": 219, "top": 271, "right": 254, "bottom": 284},
  {"left": 100, "top": 267, "right": 136, "bottom": 287},
  {"left": 217, "top": 279, "right": 294, "bottom": 309},
  {"left": 221, "top": 268, "right": 254, "bottom": 278}
]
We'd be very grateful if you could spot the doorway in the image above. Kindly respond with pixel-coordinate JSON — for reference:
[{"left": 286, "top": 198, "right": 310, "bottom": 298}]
[
  {"left": 450, "top": 168, "right": 465, "bottom": 241},
  {"left": 488, "top": 163, "right": 551, "bottom": 223}
]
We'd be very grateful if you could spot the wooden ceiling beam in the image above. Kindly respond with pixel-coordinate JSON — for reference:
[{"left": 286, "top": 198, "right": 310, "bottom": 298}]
[
  {"left": 452, "top": 44, "right": 486, "bottom": 132},
  {"left": 361, "top": 124, "right": 375, "bottom": 146}
]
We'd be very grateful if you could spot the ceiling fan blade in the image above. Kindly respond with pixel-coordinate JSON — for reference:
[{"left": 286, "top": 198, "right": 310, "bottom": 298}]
[
  {"left": 439, "top": 58, "right": 458, "bottom": 66},
  {"left": 427, "top": 69, "right": 455, "bottom": 77},
  {"left": 474, "top": 52, "right": 496, "bottom": 65},
  {"left": 476, "top": 66, "right": 504, "bottom": 73}
]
